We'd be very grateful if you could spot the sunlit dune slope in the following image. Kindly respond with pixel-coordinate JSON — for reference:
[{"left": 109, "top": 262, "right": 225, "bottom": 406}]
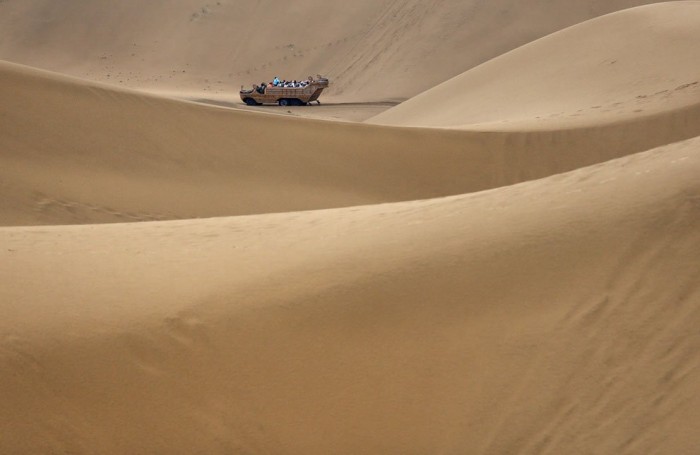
[
  {"left": 0, "top": 0, "right": 673, "bottom": 100},
  {"left": 3, "top": 58, "right": 700, "bottom": 226},
  {"left": 2, "top": 1, "right": 699, "bottom": 454},
  {"left": 1, "top": 136, "right": 698, "bottom": 454},
  {"left": 369, "top": 2, "right": 700, "bottom": 129}
]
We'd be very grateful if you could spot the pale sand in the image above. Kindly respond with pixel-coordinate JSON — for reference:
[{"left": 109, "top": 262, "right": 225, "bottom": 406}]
[
  {"left": 1, "top": 1, "right": 700, "bottom": 454},
  {"left": 368, "top": 2, "right": 700, "bottom": 129},
  {"left": 2, "top": 136, "right": 699, "bottom": 454},
  {"left": 0, "top": 0, "right": 679, "bottom": 101},
  {"left": 2, "top": 55, "right": 699, "bottom": 227}
]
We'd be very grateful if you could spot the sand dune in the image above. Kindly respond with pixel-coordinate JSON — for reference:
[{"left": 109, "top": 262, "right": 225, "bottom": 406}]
[
  {"left": 0, "top": 0, "right": 676, "bottom": 101},
  {"left": 1, "top": 135, "right": 699, "bottom": 453},
  {"left": 1, "top": 1, "right": 700, "bottom": 453},
  {"left": 3, "top": 51, "right": 700, "bottom": 226},
  {"left": 369, "top": 2, "right": 700, "bottom": 129}
]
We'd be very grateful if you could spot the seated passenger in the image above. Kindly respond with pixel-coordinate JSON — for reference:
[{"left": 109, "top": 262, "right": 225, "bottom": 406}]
[{"left": 273, "top": 76, "right": 280, "bottom": 86}]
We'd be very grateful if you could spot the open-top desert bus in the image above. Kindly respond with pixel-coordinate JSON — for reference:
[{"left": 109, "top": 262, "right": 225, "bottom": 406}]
[{"left": 240, "top": 75, "right": 329, "bottom": 106}]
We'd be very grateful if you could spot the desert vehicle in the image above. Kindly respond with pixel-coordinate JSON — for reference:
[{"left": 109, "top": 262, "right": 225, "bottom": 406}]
[{"left": 240, "top": 76, "right": 329, "bottom": 106}]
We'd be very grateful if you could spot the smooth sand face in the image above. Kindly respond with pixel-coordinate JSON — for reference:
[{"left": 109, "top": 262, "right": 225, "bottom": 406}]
[
  {"left": 1, "top": 1, "right": 700, "bottom": 454},
  {"left": 0, "top": 0, "right": 677, "bottom": 102},
  {"left": 2, "top": 52, "right": 700, "bottom": 227},
  {"left": 2, "top": 136, "right": 699, "bottom": 454},
  {"left": 368, "top": 2, "right": 700, "bottom": 129}
]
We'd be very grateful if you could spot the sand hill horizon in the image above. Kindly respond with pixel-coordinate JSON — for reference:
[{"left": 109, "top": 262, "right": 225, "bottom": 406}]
[
  {"left": 0, "top": 0, "right": 680, "bottom": 101},
  {"left": 368, "top": 2, "right": 700, "bottom": 129},
  {"left": 1, "top": 1, "right": 699, "bottom": 454}
]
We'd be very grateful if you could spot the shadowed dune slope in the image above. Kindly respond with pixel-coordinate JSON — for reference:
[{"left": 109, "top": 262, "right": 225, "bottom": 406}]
[
  {"left": 369, "top": 2, "right": 700, "bottom": 129},
  {"left": 0, "top": 0, "right": 674, "bottom": 101},
  {"left": 1, "top": 136, "right": 698, "bottom": 454},
  {"left": 1, "top": 2, "right": 699, "bottom": 453},
  {"left": 3, "top": 58, "right": 700, "bottom": 226}
]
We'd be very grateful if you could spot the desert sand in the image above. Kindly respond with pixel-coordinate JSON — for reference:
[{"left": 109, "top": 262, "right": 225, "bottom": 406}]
[
  {"left": 0, "top": 0, "right": 680, "bottom": 101},
  {"left": 1, "top": 1, "right": 699, "bottom": 454}
]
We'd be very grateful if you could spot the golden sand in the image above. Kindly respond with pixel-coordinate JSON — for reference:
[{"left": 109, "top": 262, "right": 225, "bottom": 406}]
[{"left": 1, "top": 1, "right": 699, "bottom": 453}]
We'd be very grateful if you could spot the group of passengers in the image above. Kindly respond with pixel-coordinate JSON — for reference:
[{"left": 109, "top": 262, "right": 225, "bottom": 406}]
[
  {"left": 272, "top": 76, "right": 310, "bottom": 88},
  {"left": 254, "top": 76, "right": 310, "bottom": 94}
]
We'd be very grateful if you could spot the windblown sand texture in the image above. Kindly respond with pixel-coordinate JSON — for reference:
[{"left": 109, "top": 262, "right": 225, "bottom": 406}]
[
  {"left": 1, "top": 1, "right": 699, "bottom": 454},
  {"left": 0, "top": 0, "right": 679, "bottom": 101}
]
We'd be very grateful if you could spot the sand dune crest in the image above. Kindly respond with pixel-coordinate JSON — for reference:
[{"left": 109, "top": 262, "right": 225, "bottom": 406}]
[
  {"left": 0, "top": 0, "right": 678, "bottom": 100},
  {"left": 1, "top": 1, "right": 699, "bottom": 453},
  {"left": 369, "top": 2, "right": 700, "bottom": 129},
  {"left": 2, "top": 49, "right": 700, "bottom": 226},
  {"left": 1, "top": 135, "right": 699, "bottom": 453}
]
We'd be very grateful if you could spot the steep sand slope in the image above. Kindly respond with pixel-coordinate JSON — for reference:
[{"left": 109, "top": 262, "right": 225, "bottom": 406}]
[
  {"left": 0, "top": 0, "right": 673, "bottom": 101},
  {"left": 3, "top": 58, "right": 700, "bottom": 226},
  {"left": 1, "top": 135, "right": 698, "bottom": 454},
  {"left": 369, "top": 2, "right": 700, "bottom": 129}
]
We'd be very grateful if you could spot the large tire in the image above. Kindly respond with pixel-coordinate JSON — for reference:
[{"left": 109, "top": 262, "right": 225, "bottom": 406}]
[
  {"left": 278, "top": 99, "right": 289, "bottom": 107},
  {"left": 243, "top": 98, "right": 258, "bottom": 106}
]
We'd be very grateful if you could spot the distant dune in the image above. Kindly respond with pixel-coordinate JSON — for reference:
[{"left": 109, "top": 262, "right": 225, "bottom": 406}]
[
  {"left": 0, "top": 0, "right": 676, "bottom": 101},
  {"left": 368, "top": 2, "right": 700, "bottom": 129},
  {"left": 1, "top": 1, "right": 699, "bottom": 454}
]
